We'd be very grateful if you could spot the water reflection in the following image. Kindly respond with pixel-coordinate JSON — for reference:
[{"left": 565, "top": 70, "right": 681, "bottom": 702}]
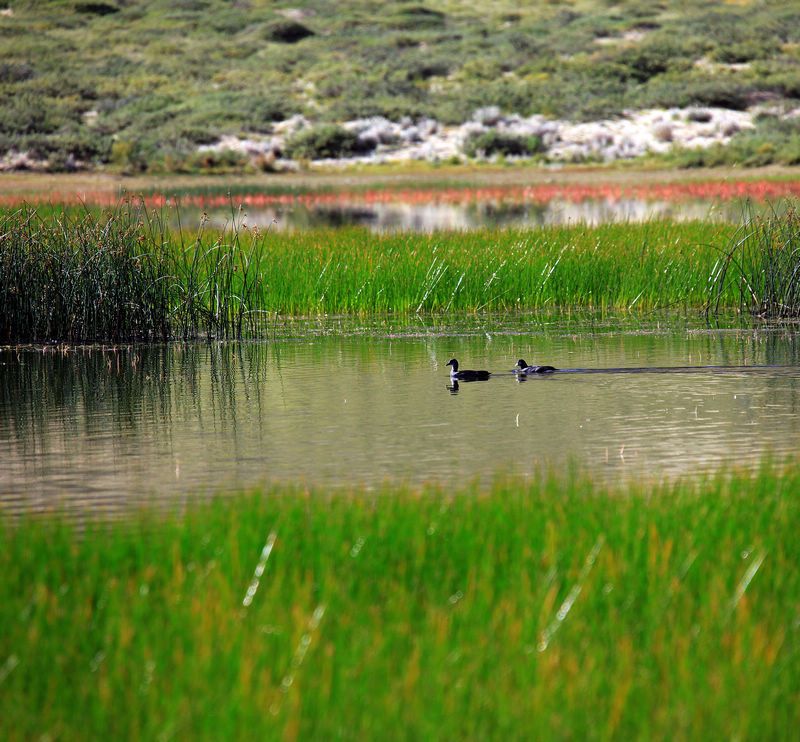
[
  {"left": 2, "top": 321, "right": 800, "bottom": 518},
  {"left": 207, "top": 197, "right": 734, "bottom": 233}
]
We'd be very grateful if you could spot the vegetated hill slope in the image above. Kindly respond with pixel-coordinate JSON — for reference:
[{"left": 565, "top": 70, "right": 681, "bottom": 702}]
[{"left": 1, "top": 0, "right": 800, "bottom": 171}]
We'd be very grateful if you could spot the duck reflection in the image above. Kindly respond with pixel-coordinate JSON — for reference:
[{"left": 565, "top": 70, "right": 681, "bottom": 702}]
[{"left": 446, "top": 376, "right": 492, "bottom": 394}]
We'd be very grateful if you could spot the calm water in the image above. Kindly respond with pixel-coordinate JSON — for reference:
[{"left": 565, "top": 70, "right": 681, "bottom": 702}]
[
  {"left": 209, "top": 197, "right": 736, "bottom": 232},
  {"left": 3, "top": 318, "right": 800, "bottom": 517}
]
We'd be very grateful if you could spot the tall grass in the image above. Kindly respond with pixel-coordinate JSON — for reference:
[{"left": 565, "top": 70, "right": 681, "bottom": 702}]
[
  {"left": 0, "top": 202, "right": 268, "bottom": 342},
  {"left": 254, "top": 221, "right": 733, "bottom": 314},
  {"left": 1, "top": 465, "right": 798, "bottom": 739},
  {"left": 707, "top": 204, "right": 800, "bottom": 318},
  {"left": 1, "top": 203, "right": 744, "bottom": 341}
]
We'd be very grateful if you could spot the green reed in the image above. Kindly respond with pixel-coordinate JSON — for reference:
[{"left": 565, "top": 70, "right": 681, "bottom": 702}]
[
  {"left": 707, "top": 204, "right": 800, "bottom": 318},
  {"left": 0, "top": 202, "right": 268, "bottom": 342},
  {"left": 1, "top": 204, "right": 741, "bottom": 342},
  {"left": 1, "top": 464, "right": 797, "bottom": 740},
  {"left": 253, "top": 221, "right": 734, "bottom": 314}
]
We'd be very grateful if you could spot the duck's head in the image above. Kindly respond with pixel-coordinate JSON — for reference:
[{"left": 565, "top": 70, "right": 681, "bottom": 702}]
[
  {"left": 446, "top": 358, "right": 459, "bottom": 371},
  {"left": 516, "top": 359, "right": 528, "bottom": 369}
]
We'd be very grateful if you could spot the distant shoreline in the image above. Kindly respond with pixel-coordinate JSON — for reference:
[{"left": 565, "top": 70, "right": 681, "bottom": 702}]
[{"left": 1, "top": 163, "right": 799, "bottom": 200}]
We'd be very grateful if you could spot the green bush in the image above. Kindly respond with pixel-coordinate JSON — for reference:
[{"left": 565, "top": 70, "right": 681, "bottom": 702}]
[
  {"left": 612, "top": 38, "right": 696, "bottom": 82},
  {"left": 74, "top": 2, "right": 119, "bottom": 16},
  {"left": 386, "top": 6, "right": 446, "bottom": 30},
  {"left": 644, "top": 75, "right": 754, "bottom": 110},
  {"left": 710, "top": 41, "right": 772, "bottom": 64},
  {"left": 0, "top": 63, "right": 35, "bottom": 83},
  {"left": 463, "top": 130, "right": 543, "bottom": 159},
  {"left": 0, "top": 93, "right": 63, "bottom": 136},
  {"left": 284, "top": 124, "right": 375, "bottom": 160},
  {"left": 110, "top": 140, "right": 147, "bottom": 173}
]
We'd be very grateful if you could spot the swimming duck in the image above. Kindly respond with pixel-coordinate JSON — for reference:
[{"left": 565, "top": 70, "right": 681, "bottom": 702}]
[
  {"left": 514, "top": 358, "right": 557, "bottom": 374},
  {"left": 446, "top": 358, "right": 490, "bottom": 381}
]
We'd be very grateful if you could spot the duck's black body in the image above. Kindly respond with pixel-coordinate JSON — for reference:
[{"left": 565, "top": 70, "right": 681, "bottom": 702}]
[
  {"left": 514, "top": 358, "right": 557, "bottom": 375},
  {"left": 446, "top": 358, "right": 490, "bottom": 381}
]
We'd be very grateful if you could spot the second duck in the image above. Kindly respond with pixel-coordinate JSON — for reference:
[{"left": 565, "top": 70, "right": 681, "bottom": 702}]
[{"left": 514, "top": 358, "right": 557, "bottom": 375}]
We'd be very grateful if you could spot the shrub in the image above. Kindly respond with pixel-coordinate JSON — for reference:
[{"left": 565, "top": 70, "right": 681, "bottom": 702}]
[
  {"left": 0, "top": 94, "right": 62, "bottom": 136},
  {"left": 0, "top": 63, "right": 35, "bottom": 83},
  {"left": 613, "top": 39, "right": 693, "bottom": 82},
  {"left": 183, "top": 148, "right": 250, "bottom": 173},
  {"left": 463, "top": 130, "right": 543, "bottom": 159},
  {"left": 643, "top": 75, "right": 754, "bottom": 111},
  {"left": 264, "top": 21, "right": 315, "bottom": 44},
  {"left": 710, "top": 41, "right": 771, "bottom": 64},
  {"left": 74, "top": 2, "right": 119, "bottom": 15},
  {"left": 387, "top": 6, "right": 446, "bottom": 30},
  {"left": 283, "top": 124, "right": 375, "bottom": 160},
  {"left": 110, "top": 140, "right": 147, "bottom": 173},
  {"left": 667, "top": 115, "right": 800, "bottom": 168}
]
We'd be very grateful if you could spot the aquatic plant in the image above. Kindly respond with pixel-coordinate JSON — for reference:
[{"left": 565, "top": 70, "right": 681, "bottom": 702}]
[
  {"left": 248, "top": 221, "right": 731, "bottom": 314},
  {"left": 0, "top": 464, "right": 798, "bottom": 739},
  {"left": 0, "top": 202, "right": 268, "bottom": 342},
  {"left": 0, "top": 198, "right": 761, "bottom": 341},
  {"left": 707, "top": 203, "right": 800, "bottom": 318}
]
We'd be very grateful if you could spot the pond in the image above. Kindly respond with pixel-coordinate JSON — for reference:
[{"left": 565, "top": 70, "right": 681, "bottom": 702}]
[
  {"left": 139, "top": 178, "right": 800, "bottom": 231},
  {"left": 201, "top": 196, "right": 735, "bottom": 232},
  {"left": 6, "top": 176, "right": 799, "bottom": 231},
  {"left": 3, "top": 316, "right": 800, "bottom": 518}
]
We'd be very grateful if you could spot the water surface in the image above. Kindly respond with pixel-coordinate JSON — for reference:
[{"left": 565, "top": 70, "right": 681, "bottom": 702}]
[{"left": 3, "top": 318, "right": 800, "bottom": 517}]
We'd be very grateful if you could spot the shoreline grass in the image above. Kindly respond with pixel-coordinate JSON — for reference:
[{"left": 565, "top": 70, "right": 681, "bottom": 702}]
[
  {"left": 1, "top": 202, "right": 743, "bottom": 341},
  {"left": 7, "top": 198, "right": 800, "bottom": 341},
  {"left": 1, "top": 465, "right": 798, "bottom": 739},
  {"left": 708, "top": 205, "right": 800, "bottom": 318},
  {"left": 0, "top": 203, "right": 268, "bottom": 342}
]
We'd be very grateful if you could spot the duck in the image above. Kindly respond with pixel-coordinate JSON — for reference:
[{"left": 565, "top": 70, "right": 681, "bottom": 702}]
[
  {"left": 446, "top": 358, "right": 490, "bottom": 381},
  {"left": 514, "top": 358, "right": 557, "bottom": 374}
]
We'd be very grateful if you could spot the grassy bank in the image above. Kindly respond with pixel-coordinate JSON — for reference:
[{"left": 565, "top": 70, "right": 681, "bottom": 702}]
[
  {"left": 2, "top": 203, "right": 740, "bottom": 341},
  {"left": 1, "top": 466, "right": 798, "bottom": 739},
  {"left": 2, "top": 1, "right": 800, "bottom": 172}
]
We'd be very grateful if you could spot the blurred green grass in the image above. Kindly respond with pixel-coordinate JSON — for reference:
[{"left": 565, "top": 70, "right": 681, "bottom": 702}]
[{"left": 1, "top": 464, "right": 797, "bottom": 739}]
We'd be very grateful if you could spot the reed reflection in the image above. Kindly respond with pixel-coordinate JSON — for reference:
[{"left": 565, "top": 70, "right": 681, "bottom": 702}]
[{"left": 2, "top": 321, "right": 800, "bottom": 521}]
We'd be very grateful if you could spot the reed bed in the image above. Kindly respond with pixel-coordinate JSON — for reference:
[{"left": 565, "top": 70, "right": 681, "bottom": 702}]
[
  {"left": 708, "top": 205, "right": 800, "bottom": 318},
  {"left": 255, "top": 221, "right": 733, "bottom": 314},
  {"left": 0, "top": 203, "right": 268, "bottom": 342},
  {"left": 1, "top": 465, "right": 797, "bottom": 739},
  {"left": 0, "top": 202, "right": 743, "bottom": 342}
]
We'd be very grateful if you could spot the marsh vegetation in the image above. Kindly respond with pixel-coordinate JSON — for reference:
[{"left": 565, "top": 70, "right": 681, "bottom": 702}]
[
  {"left": 5, "top": 198, "right": 800, "bottom": 341},
  {"left": 1, "top": 467, "right": 797, "bottom": 739}
]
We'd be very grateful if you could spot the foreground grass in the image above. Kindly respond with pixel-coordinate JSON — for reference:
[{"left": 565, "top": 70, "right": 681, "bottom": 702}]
[
  {"left": 1, "top": 467, "right": 798, "bottom": 739},
  {"left": 2, "top": 203, "right": 739, "bottom": 341}
]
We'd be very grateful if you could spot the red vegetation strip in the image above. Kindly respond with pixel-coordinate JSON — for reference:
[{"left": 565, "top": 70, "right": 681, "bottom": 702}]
[{"left": 3, "top": 180, "right": 800, "bottom": 210}]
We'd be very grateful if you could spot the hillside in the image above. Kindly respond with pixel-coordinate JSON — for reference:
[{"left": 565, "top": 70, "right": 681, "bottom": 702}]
[{"left": 2, "top": 0, "right": 800, "bottom": 172}]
